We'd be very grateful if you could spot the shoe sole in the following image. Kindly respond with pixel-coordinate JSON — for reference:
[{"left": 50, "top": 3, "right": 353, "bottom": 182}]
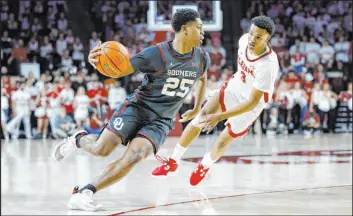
[{"left": 151, "top": 169, "right": 179, "bottom": 179}]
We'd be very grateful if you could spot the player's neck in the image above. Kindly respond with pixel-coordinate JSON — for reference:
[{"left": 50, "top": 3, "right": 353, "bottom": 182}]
[
  {"left": 172, "top": 38, "right": 193, "bottom": 55},
  {"left": 249, "top": 44, "right": 267, "bottom": 56}
]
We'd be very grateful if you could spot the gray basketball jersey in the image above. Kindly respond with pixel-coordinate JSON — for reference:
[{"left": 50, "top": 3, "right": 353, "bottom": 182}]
[{"left": 131, "top": 41, "right": 208, "bottom": 119}]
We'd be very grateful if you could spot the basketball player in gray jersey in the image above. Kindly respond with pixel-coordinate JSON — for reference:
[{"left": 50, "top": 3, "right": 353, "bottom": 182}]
[{"left": 52, "top": 9, "right": 210, "bottom": 211}]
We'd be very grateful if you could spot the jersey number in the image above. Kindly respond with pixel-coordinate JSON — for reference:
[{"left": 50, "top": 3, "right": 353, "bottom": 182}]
[
  {"left": 241, "top": 70, "right": 246, "bottom": 83},
  {"left": 161, "top": 78, "right": 194, "bottom": 98}
]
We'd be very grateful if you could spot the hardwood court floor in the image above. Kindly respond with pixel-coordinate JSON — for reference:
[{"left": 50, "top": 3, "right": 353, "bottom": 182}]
[{"left": 1, "top": 133, "right": 352, "bottom": 215}]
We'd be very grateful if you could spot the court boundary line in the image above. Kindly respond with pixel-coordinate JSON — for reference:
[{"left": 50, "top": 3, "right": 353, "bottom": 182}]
[{"left": 111, "top": 184, "right": 351, "bottom": 215}]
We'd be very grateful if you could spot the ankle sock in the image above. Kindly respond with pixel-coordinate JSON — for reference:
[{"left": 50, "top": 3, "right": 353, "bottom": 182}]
[
  {"left": 201, "top": 152, "right": 217, "bottom": 168},
  {"left": 78, "top": 184, "right": 97, "bottom": 194},
  {"left": 75, "top": 132, "right": 87, "bottom": 148},
  {"left": 171, "top": 143, "right": 187, "bottom": 163}
]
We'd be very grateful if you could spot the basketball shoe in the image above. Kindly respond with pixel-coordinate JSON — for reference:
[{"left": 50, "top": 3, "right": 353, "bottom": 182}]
[
  {"left": 68, "top": 186, "right": 103, "bottom": 211},
  {"left": 190, "top": 163, "right": 210, "bottom": 186},
  {"left": 151, "top": 155, "right": 178, "bottom": 177},
  {"left": 52, "top": 130, "right": 87, "bottom": 162}
]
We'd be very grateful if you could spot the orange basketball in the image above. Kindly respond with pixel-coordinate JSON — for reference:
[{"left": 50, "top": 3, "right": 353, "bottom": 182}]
[{"left": 95, "top": 41, "right": 130, "bottom": 78}]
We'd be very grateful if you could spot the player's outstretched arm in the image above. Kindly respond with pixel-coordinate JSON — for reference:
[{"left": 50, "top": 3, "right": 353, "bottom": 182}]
[
  {"left": 180, "top": 51, "right": 210, "bottom": 123},
  {"left": 198, "top": 88, "right": 264, "bottom": 133},
  {"left": 180, "top": 72, "right": 207, "bottom": 123},
  {"left": 219, "top": 87, "right": 264, "bottom": 120},
  {"left": 193, "top": 72, "right": 207, "bottom": 110}
]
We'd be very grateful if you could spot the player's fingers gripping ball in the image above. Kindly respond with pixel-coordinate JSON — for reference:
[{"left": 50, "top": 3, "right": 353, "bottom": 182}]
[{"left": 94, "top": 41, "right": 130, "bottom": 78}]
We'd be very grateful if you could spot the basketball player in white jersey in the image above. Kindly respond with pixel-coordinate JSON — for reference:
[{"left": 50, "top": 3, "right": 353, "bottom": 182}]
[{"left": 152, "top": 15, "right": 279, "bottom": 186}]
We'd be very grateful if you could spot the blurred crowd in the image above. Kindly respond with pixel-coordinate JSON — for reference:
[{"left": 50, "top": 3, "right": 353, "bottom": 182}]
[{"left": 1, "top": 0, "right": 352, "bottom": 141}]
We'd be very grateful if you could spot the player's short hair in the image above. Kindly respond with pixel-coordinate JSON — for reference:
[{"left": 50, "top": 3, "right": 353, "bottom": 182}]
[
  {"left": 251, "top": 16, "right": 275, "bottom": 36},
  {"left": 171, "top": 9, "right": 200, "bottom": 32}
]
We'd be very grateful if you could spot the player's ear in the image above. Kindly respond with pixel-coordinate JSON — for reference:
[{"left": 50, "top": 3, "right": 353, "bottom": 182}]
[
  {"left": 182, "top": 25, "right": 188, "bottom": 36},
  {"left": 265, "top": 34, "right": 271, "bottom": 43}
]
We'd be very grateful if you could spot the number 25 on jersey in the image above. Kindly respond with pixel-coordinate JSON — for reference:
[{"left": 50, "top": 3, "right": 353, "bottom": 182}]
[{"left": 161, "top": 78, "right": 194, "bottom": 98}]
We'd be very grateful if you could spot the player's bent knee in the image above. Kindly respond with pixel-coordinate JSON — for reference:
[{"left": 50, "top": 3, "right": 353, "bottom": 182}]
[{"left": 123, "top": 138, "right": 154, "bottom": 163}]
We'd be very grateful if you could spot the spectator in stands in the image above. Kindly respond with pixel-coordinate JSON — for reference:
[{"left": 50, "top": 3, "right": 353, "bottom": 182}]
[
  {"left": 291, "top": 81, "right": 309, "bottom": 128},
  {"left": 320, "top": 40, "right": 335, "bottom": 68},
  {"left": 290, "top": 49, "right": 306, "bottom": 74},
  {"left": 47, "top": 81, "right": 61, "bottom": 137},
  {"left": 60, "top": 49, "right": 73, "bottom": 72},
  {"left": 89, "top": 31, "right": 100, "bottom": 51},
  {"left": 72, "top": 71, "right": 87, "bottom": 92},
  {"left": 302, "top": 111, "right": 321, "bottom": 137},
  {"left": 59, "top": 81, "right": 75, "bottom": 117},
  {"left": 6, "top": 80, "right": 32, "bottom": 139},
  {"left": 289, "top": 38, "right": 306, "bottom": 56},
  {"left": 305, "top": 37, "right": 321, "bottom": 65},
  {"left": 72, "top": 37, "right": 84, "bottom": 66},
  {"left": 265, "top": 107, "right": 285, "bottom": 135},
  {"left": 33, "top": 90, "right": 50, "bottom": 139},
  {"left": 84, "top": 108, "right": 104, "bottom": 135},
  {"left": 57, "top": 12, "right": 68, "bottom": 33},
  {"left": 56, "top": 33, "right": 67, "bottom": 56},
  {"left": 334, "top": 35, "right": 350, "bottom": 63},
  {"left": 53, "top": 105, "right": 76, "bottom": 139},
  {"left": 40, "top": 36, "right": 53, "bottom": 65},
  {"left": 28, "top": 36, "right": 39, "bottom": 61},
  {"left": 1, "top": 84, "right": 10, "bottom": 122},
  {"left": 73, "top": 86, "right": 90, "bottom": 129},
  {"left": 65, "top": 29, "right": 74, "bottom": 45},
  {"left": 315, "top": 83, "right": 338, "bottom": 132},
  {"left": 208, "top": 37, "right": 226, "bottom": 79},
  {"left": 108, "top": 80, "right": 127, "bottom": 111},
  {"left": 87, "top": 80, "right": 108, "bottom": 119},
  {"left": 7, "top": 39, "right": 28, "bottom": 67}
]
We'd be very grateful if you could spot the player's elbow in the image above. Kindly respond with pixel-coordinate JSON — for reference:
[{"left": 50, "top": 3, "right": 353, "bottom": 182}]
[{"left": 247, "top": 98, "right": 260, "bottom": 110}]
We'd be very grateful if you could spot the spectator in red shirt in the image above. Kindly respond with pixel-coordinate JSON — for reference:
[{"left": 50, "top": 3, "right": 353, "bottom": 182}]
[
  {"left": 87, "top": 80, "right": 108, "bottom": 119},
  {"left": 207, "top": 37, "right": 226, "bottom": 79},
  {"left": 290, "top": 49, "right": 306, "bottom": 74}
]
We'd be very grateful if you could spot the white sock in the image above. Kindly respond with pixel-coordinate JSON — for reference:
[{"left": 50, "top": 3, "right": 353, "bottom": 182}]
[
  {"left": 170, "top": 143, "right": 187, "bottom": 163},
  {"left": 201, "top": 152, "right": 217, "bottom": 168}
]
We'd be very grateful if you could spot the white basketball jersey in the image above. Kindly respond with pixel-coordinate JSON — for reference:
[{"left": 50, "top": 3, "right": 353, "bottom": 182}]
[{"left": 227, "top": 33, "right": 279, "bottom": 108}]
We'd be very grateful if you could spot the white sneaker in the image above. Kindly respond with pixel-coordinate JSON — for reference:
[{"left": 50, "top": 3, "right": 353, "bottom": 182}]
[
  {"left": 68, "top": 188, "right": 103, "bottom": 211},
  {"left": 52, "top": 130, "right": 87, "bottom": 162}
]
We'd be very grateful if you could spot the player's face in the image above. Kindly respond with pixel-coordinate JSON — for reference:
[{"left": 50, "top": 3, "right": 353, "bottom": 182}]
[
  {"left": 184, "top": 18, "right": 204, "bottom": 47},
  {"left": 248, "top": 24, "right": 271, "bottom": 52}
]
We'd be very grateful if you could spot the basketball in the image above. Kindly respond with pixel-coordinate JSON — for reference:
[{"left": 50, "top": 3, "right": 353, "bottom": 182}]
[{"left": 95, "top": 41, "right": 130, "bottom": 78}]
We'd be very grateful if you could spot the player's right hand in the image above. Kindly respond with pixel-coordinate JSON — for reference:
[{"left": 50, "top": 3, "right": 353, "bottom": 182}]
[
  {"left": 88, "top": 41, "right": 102, "bottom": 69},
  {"left": 179, "top": 109, "right": 199, "bottom": 123}
]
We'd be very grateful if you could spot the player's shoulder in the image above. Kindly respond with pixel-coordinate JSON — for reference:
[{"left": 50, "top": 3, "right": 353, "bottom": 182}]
[
  {"left": 134, "top": 43, "right": 161, "bottom": 59},
  {"left": 262, "top": 48, "right": 279, "bottom": 64},
  {"left": 199, "top": 47, "right": 210, "bottom": 61},
  {"left": 239, "top": 33, "right": 249, "bottom": 47}
]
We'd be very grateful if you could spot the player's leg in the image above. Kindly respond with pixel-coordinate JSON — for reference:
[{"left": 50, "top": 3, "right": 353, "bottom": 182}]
[
  {"left": 52, "top": 101, "right": 139, "bottom": 161},
  {"left": 68, "top": 136, "right": 154, "bottom": 211},
  {"left": 152, "top": 90, "right": 221, "bottom": 177},
  {"left": 189, "top": 112, "right": 256, "bottom": 186}
]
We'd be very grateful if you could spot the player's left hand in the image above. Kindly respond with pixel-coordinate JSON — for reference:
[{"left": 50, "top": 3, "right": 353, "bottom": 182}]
[
  {"left": 179, "top": 109, "right": 199, "bottom": 123},
  {"left": 199, "top": 114, "right": 222, "bottom": 134}
]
